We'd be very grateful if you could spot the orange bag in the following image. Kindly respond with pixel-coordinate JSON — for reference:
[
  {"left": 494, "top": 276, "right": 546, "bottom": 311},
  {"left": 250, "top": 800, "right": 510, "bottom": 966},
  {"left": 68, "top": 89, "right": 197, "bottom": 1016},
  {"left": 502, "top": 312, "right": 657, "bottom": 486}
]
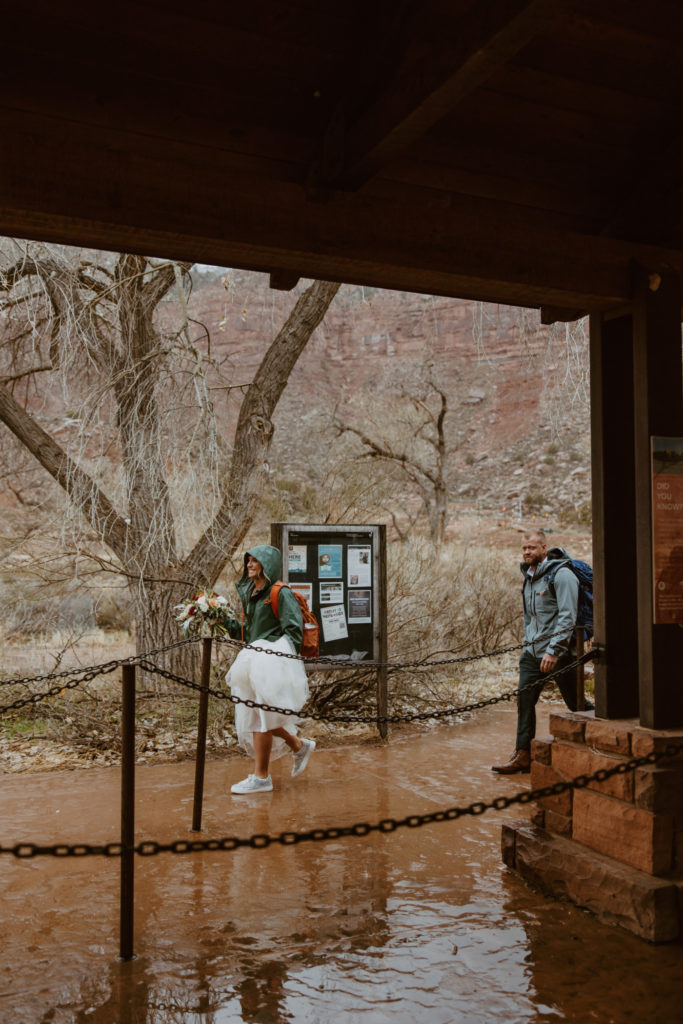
[{"left": 267, "top": 581, "right": 320, "bottom": 660}]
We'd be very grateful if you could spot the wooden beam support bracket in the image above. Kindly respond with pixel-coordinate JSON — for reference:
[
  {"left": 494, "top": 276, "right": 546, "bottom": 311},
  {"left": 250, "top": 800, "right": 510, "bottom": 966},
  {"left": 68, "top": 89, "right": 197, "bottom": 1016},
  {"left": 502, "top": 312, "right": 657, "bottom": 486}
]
[
  {"left": 269, "top": 270, "right": 301, "bottom": 291},
  {"left": 540, "top": 305, "right": 586, "bottom": 324}
]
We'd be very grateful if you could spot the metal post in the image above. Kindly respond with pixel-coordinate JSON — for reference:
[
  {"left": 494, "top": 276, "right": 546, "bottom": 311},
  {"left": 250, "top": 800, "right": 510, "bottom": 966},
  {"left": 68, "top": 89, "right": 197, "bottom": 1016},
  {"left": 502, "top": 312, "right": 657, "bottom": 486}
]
[
  {"left": 376, "top": 524, "right": 388, "bottom": 740},
  {"left": 376, "top": 665, "right": 388, "bottom": 740},
  {"left": 192, "top": 637, "right": 213, "bottom": 832},
  {"left": 119, "top": 663, "right": 136, "bottom": 962},
  {"left": 576, "top": 629, "right": 585, "bottom": 712}
]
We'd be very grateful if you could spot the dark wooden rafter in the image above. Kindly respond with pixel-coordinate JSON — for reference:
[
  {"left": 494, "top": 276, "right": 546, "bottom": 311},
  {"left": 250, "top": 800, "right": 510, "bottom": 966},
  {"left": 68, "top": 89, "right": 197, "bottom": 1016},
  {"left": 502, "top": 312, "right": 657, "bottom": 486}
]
[
  {"left": 315, "top": 0, "right": 568, "bottom": 190},
  {"left": 598, "top": 137, "right": 683, "bottom": 245}
]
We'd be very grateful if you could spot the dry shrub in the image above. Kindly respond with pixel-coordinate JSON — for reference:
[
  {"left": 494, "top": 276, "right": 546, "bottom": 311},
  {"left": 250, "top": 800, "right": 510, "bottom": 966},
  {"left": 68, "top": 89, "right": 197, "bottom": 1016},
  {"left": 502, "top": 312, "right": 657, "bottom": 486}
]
[
  {"left": 1, "top": 658, "right": 237, "bottom": 765},
  {"left": 308, "top": 537, "right": 520, "bottom": 718},
  {"left": 388, "top": 537, "right": 518, "bottom": 658},
  {"left": 93, "top": 590, "right": 133, "bottom": 631},
  {"left": 0, "top": 576, "right": 95, "bottom": 640}
]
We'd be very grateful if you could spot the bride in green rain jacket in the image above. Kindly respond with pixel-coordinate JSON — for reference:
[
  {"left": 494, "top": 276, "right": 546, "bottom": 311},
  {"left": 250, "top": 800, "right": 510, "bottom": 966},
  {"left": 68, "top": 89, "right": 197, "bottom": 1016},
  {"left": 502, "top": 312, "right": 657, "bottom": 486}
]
[{"left": 225, "top": 545, "right": 315, "bottom": 794}]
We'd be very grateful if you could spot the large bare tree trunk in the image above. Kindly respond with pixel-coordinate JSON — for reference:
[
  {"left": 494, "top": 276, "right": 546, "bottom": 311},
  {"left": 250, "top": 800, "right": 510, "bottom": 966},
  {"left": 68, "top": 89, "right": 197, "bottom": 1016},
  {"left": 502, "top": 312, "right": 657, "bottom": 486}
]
[{"left": 0, "top": 255, "right": 340, "bottom": 691}]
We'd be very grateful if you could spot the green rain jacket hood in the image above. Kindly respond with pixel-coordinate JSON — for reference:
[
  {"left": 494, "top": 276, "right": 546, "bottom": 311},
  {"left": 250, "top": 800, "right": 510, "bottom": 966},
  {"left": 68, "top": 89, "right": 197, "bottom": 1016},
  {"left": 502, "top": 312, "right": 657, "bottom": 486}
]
[
  {"left": 231, "top": 545, "right": 303, "bottom": 652},
  {"left": 236, "top": 545, "right": 283, "bottom": 599}
]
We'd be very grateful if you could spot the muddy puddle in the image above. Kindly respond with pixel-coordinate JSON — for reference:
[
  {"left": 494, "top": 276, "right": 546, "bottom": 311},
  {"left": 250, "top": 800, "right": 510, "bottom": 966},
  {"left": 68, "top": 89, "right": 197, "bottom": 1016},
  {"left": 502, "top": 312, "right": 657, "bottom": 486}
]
[{"left": 2, "top": 704, "right": 682, "bottom": 1023}]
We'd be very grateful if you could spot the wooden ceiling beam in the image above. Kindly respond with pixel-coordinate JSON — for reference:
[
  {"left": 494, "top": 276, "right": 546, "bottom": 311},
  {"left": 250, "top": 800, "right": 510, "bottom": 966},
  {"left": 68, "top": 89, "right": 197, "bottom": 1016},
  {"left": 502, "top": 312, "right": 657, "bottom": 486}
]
[
  {"left": 319, "top": 0, "right": 567, "bottom": 189},
  {"left": 2, "top": 107, "right": 683, "bottom": 314}
]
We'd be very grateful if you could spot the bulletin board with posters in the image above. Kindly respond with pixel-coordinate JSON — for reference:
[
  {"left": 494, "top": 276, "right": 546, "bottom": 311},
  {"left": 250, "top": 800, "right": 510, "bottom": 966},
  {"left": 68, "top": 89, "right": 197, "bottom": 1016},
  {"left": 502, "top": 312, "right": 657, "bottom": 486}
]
[{"left": 270, "top": 522, "right": 388, "bottom": 734}]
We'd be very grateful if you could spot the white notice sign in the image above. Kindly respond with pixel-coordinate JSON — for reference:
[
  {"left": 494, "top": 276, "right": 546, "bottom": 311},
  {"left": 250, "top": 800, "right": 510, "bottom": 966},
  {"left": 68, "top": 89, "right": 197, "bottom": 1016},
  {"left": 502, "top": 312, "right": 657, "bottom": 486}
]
[
  {"left": 320, "top": 603, "right": 348, "bottom": 642},
  {"left": 288, "top": 545, "right": 307, "bottom": 573},
  {"left": 347, "top": 545, "right": 372, "bottom": 587}
]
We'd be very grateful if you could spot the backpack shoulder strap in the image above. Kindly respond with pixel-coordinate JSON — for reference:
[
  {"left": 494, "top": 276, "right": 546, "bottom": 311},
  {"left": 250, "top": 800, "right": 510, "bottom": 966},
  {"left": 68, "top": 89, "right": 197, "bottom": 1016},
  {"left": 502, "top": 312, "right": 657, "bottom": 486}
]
[
  {"left": 267, "top": 580, "right": 284, "bottom": 620},
  {"left": 546, "top": 561, "right": 573, "bottom": 594}
]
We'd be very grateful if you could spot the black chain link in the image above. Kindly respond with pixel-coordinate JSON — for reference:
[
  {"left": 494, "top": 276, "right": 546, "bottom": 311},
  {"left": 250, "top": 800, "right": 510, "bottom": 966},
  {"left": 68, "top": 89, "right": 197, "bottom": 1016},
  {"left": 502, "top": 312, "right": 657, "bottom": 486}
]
[
  {"left": 0, "top": 664, "right": 122, "bottom": 714},
  {"left": 0, "top": 624, "right": 574, "bottom": 690},
  {"left": 3, "top": 739, "right": 679, "bottom": 860},
  {"left": 1, "top": 629, "right": 595, "bottom": 723}
]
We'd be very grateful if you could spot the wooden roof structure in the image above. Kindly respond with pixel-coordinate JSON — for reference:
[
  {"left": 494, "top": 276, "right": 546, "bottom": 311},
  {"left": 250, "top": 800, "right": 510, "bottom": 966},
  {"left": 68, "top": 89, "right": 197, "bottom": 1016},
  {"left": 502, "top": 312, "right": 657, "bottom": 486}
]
[{"left": 2, "top": 0, "right": 683, "bottom": 320}]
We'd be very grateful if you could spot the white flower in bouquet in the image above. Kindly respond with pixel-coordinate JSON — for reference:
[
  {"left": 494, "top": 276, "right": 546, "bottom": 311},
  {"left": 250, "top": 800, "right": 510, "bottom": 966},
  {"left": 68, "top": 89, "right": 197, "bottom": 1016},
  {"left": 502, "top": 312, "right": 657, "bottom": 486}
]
[{"left": 174, "top": 590, "right": 235, "bottom": 638}]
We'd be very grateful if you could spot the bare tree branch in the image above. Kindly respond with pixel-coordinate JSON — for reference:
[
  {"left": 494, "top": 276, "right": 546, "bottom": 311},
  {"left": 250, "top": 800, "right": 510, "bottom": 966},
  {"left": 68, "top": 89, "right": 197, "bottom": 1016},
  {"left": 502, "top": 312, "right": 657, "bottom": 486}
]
[
  {"left": 0, "top": 383, "right": 129, "bottom": 560},
  {"left": 183, "top": 279, "right": 341, "bottom": 582},
  {"left": 1, "top": 364, "right": 52, "bottom": 385}
]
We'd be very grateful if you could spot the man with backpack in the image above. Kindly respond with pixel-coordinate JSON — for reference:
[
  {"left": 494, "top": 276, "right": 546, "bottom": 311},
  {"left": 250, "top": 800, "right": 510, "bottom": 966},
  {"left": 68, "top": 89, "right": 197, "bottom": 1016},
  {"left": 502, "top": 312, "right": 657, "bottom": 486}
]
[{"left": 492, "top": 529, "right": 594, "bottom": 774}]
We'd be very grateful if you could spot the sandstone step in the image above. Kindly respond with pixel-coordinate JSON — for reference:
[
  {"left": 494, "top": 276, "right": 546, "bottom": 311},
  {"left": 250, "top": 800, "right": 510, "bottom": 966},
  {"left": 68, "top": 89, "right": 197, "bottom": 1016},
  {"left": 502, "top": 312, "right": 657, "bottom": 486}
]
[{"left": 502, "top": 821, "right": 681, "bottom": 944}]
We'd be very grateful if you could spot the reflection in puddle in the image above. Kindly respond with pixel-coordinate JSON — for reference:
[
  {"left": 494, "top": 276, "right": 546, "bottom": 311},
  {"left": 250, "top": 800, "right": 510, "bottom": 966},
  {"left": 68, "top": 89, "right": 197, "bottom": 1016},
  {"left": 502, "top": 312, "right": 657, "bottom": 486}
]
[{"left": 3, "top": 708, "right": 682, "bottom": 1023}]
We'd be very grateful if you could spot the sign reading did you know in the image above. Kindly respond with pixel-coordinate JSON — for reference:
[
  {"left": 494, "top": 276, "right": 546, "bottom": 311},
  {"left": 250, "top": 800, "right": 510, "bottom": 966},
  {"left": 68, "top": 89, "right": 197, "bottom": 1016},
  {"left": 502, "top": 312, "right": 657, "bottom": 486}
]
[{"left": 651, "top": 437, "right": 683, "bottom": 624}]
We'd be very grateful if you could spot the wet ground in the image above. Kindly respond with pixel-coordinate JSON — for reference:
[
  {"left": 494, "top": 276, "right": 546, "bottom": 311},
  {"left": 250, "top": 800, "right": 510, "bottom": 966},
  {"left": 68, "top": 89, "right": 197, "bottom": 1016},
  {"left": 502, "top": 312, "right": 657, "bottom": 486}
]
[{"left": 2, "top": 703, "right": 682, "bottom": 1024}]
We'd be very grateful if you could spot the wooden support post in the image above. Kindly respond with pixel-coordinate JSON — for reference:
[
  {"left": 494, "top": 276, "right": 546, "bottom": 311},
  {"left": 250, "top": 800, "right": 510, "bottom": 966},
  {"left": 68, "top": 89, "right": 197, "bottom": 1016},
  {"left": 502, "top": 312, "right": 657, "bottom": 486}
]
[
  {"left": 192, "top": 637, "right": 213, "bottom": 832},
  {"left": 589, "top": 312, "right": 640, "bottom": 718},
  {"left": 119, "top": 663, "right": 136, "bottom": 962}
]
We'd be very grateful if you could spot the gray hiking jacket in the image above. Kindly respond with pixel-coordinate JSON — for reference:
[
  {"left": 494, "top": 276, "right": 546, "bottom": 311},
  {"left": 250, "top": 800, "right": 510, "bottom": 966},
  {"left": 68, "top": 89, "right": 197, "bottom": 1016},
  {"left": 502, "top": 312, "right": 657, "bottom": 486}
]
[{"left": 521, "top": 546, "right": 578, "bottom": 659}]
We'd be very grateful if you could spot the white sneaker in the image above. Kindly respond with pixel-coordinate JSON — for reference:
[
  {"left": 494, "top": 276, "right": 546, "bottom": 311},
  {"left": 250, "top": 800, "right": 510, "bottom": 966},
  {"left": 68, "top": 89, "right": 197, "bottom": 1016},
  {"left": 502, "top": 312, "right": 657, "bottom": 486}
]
[
  {"left": 230, "top": 774, "right": 273, "bottom": 794},
  {"left": 291, "top": 738, "right": 316, "bottom": 778}
]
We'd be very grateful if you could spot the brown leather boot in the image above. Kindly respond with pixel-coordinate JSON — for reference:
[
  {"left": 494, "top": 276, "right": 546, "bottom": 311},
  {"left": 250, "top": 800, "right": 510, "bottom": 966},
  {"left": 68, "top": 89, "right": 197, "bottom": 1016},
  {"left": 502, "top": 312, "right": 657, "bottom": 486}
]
[{"left": 491, "top": 749, "right": 531, "bottom": 774}]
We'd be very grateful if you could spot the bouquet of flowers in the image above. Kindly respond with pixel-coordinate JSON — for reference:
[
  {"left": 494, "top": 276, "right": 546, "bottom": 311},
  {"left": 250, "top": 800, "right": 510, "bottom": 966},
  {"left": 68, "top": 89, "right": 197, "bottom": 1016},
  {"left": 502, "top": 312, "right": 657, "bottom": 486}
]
[{"left": 174, "top": 590, "right": 235, "bottom": 638}]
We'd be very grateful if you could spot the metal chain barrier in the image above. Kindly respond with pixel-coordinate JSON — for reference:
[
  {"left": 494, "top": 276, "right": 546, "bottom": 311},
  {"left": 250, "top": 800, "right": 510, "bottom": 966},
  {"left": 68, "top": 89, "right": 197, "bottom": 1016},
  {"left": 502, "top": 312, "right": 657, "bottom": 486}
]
[
  {"left": 135, "top": 650, "right": 596, "bottom": 726},
  {"left": 0, "top": 625, "right": 576, "bottom": 690},
  {"left": 0, "top": 626, "right": 586, "bottom": 717},
  {"left": 0, "top": 665, "right": 121, "bottom": 714},
  {"left": 0, "top": 639, "right": 595, "bottom": 723},
  {"left": 0, "top": 647, "right": 198, "bottom": 715},
  {"left": 213, "top": 626, "right": 578, "bottom": 669},
  {"left": 2, "top": 737, "right": 679, "bottom": 860}
]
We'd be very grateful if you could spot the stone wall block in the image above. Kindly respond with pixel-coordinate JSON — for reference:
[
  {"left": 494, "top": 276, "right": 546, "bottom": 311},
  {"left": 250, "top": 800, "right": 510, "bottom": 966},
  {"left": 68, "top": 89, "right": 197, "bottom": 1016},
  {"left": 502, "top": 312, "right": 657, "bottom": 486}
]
[
  {"left": 675, "top": 830, "right": 683, "bottom": 874},
  {"left": 530, "top": 806, "right": 545, "bottom": 828},
  {"left": 530, "top": 759, "right": 572, "bottom": 815},
  {"left": 510, "top": 823, "right": 680, "bottom": 942},
  {"left": 631, "top": 729, "right": 683, "bottom": 762},
  {"left": 501, "top": 822, "right": 520, "bottom": 868},
  {"left": 531, "top": 737, "right": 552, "bottom": 765},
  {"left": 634, "top": 766, "right": 683, "bottom": 816},
  {"left": 573, "top": 789, "right": 674, "bottom": 875},
  {"left": 548, "top": 711, "right": 591, "bottom": 744},
  {"left": 584, "top": 719, "right": 633, "bottom": 756},
  {"left": 552, "top": 741, "right": 634, "bottom": 802},
  {"left": 545, "top": 808, "right": 572, "bottom": 837}
]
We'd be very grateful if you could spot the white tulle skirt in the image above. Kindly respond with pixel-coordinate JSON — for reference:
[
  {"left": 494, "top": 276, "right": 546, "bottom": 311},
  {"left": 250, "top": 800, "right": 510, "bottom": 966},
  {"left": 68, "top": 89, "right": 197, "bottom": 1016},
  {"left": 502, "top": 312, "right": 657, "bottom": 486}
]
[{"left": 225, "top": 635, "right": 309, "bottom": 760}]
